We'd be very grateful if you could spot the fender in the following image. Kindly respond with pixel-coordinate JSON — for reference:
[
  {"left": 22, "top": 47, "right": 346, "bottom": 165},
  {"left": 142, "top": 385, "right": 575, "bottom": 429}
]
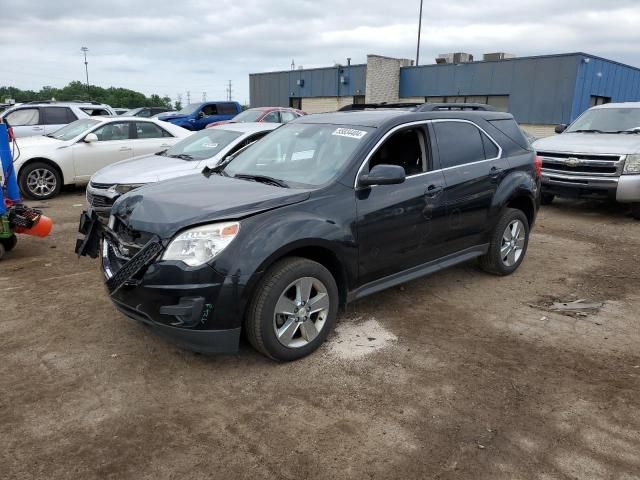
[
  {"left": 490, "top": 169, "right": 537, "bottom": 220},
  {"left": 17, "top": 157, "right": 66, "bottom": 185},
  {"left": 209, "top": 197, "right": 357, "bottom": 326}
]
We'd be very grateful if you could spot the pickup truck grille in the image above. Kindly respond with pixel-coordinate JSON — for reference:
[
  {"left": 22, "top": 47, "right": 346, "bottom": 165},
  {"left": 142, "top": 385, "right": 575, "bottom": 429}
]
[{"left": 538, "top": 151, "right": 623, "bottom": 177}]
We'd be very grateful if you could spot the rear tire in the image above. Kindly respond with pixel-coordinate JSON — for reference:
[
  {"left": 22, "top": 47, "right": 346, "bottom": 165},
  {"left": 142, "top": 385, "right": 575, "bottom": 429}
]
[
  {"left": 0, "top": 242, "right": 5, "bottom": 260},
  {"left": 19, "top": 161, "right": 62, "bottom": 200},
  {"left": 631, "top": 202, "right": 640, "bottom": 220},
  {"left": 540, "top": 193, "right": 555, "bottom": 205},
  {"left": 245, "top": 257, "right": 339, "bottom": 361},
  {"left": 479, "top": 208, "right": 530, "bottom": 276}
]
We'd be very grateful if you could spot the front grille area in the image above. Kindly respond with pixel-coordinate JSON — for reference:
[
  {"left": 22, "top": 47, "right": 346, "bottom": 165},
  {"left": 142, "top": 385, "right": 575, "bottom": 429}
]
[
  {"left": 87, "top": 191, "right": 115, "bottom": 209},
  {"left": 538, "top": 151, "right": 623, "bottom": 177},
  {"left": 90, "top": 181, "right": 115, "bottom": 189}
]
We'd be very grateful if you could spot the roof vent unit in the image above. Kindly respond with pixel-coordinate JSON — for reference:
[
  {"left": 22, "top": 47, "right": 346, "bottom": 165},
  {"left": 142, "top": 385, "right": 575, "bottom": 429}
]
[
  {"left": 296, "top": 79, "right": 305, "bottom": 87},
  {"left": 436, "top": 52, "right": 474, "bottom": 64},
  {"left": 483, "top": 52, "right": 516, "bottom": 61}
]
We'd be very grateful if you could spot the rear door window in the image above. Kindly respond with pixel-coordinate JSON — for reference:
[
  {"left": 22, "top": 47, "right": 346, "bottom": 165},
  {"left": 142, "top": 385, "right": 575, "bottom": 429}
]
[
  {"left": 81, "top": 108, "right": 110, "bottom": 116},
  {"left": 43, "top": 107, "right": 76, "bottom": 125},
  {"left": 134, "top": 122, "right": 171, "bottom": 138},
  {"left": 262, "top": 111, "right": 280, "bottom": 123},
  {"left": 433, "top": 121, "right": 487, "bottom": 168},
  {"left": 280, "top": 111, "right": 298, "bottom": 123},
  {"left": 5, "top": 108, "right": 40, "bottom": 126},
  {"left": 218, "top": 103, "right": 238, "bottom": 115}
]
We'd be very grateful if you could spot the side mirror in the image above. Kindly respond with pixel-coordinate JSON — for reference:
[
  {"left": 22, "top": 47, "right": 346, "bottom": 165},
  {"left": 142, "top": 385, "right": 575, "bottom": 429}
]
[
  {"left": 84, "top": 133, "right": 98, "bottom": 143},
  {"left": 358, "top": 164, "right": 406, "bottom": 187},
  {"left": 555, "top": 124, "right": 567, "bottom": 134}
]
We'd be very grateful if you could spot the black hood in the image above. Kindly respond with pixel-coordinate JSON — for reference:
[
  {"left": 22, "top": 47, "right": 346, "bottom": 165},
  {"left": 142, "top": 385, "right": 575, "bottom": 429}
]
[{"left": 111, "top": 173, "right": 311, "bottom": 238}]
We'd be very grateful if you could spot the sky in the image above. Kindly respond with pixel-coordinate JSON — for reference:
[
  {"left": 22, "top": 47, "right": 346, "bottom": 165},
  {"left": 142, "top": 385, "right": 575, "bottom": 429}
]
[{"left": 1, "top": 0, "right": 640, "bottom": 106}]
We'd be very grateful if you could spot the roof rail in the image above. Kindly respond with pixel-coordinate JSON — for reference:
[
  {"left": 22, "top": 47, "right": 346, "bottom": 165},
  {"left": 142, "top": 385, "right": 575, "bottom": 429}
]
[
  {"left": 338, "top": 102, "right": 422, "bottom": 112},
  {"left": 415, "top": 102, "right": 496, "bottom": 112}
]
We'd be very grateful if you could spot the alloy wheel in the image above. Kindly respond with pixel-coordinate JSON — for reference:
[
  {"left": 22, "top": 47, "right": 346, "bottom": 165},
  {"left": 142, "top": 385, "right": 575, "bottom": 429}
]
[
  {"left": 273, "top": 276, "right": 330, "bottom": 348},
  {"left": 501, "top": 219, "right": 526, "bottom": 267},
  {"left": 26, "top": 168, "right": 57, "bottom": 197}
]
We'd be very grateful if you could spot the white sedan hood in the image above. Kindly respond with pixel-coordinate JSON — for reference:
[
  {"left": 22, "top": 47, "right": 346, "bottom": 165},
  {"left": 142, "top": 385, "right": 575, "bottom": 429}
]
[
  {"left": 15, "top": 135, "right": 67, "bottom": 149},
  {"left": 533, "top": 133, "right": 640, "bottom": 155},
  {"left": 91, "top": 153, "right": 207, "bottom": 184}
]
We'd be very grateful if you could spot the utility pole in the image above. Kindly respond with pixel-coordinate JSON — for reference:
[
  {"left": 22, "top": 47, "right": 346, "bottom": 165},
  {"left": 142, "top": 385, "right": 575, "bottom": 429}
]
[
  {"left": 202, "top": 91, "right": 207, "bottom": 102},
  {"left": 415, "top": 0, "right": 424, "bottom": 66},
  {"left": 226, "top": 80, "right": 233, "bottom": 101},
  {"left": 186, "top": 90, "right": 191, "bottom": 104},
  {"left": 80, "top": 46, "right": 90, "bottom": 92}
]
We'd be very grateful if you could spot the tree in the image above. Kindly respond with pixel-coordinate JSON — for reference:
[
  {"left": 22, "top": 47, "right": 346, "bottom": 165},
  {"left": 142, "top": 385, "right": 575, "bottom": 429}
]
[
  {"left": 174, "top": 100, "right": 182, "bottom": 111},
  {"left": 0, "top": 81, "right": 176, "bottom": 108}
]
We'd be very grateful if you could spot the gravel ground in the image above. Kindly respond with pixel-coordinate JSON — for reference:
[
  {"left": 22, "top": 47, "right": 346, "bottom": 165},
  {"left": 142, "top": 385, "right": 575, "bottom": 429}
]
[{"left": 1, "top": 189, "right": 639, "bottom": 480}]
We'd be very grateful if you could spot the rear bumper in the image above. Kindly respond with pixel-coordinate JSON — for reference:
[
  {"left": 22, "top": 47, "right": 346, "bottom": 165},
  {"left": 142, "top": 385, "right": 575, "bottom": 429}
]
[{"left": 113, "top": 298, "right": 241, "bottom": 354}]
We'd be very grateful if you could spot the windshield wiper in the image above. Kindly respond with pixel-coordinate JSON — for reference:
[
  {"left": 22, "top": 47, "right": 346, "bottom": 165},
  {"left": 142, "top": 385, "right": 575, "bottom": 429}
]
[
  {"left": 233, "top": 174, "right": 289, "bottom": 188},
  {"left": 168, "top": 153, "right": 194, "bottom": 160},
  {"left": 571, "top": 129, "right": 610, "bottom": 134},
  {"left": 616, "top": 129, "right": 640, "bottom": 134}
]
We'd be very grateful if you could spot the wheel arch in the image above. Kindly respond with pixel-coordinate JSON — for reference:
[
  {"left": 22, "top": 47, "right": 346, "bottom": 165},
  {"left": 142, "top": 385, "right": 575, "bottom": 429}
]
[{"left": 18, "top": 157, "right": 65, "bottom": 185}]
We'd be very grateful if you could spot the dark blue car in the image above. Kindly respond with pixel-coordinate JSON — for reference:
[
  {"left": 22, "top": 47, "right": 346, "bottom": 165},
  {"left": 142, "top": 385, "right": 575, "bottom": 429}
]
[{"left": 158, "top": 101, "right": 241, "bottom": 131}]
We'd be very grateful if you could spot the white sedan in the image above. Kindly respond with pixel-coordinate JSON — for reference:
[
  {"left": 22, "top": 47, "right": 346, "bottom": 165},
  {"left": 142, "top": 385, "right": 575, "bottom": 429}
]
[{"left": 12, "top": 117, "right": 191, "bottom": 200}]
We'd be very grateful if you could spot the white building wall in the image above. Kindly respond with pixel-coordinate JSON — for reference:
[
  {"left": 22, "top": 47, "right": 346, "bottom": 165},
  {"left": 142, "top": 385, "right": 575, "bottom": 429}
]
[{"left": 301, "top": 96, "right": 354, "bottom": 114}]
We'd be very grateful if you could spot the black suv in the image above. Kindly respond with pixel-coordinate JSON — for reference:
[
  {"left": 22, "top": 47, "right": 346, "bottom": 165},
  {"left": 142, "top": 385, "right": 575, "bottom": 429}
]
[{"left": 76, "top": 106, "right": 540, "bottom": 361}]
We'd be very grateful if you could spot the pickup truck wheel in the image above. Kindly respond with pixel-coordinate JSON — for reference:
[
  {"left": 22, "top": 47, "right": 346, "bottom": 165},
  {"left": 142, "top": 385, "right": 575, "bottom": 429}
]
[
  {"left": 541, "top": 193, "right": 555, "bottom": 205},
  {"left": 19, "top": 162, "right": 62, "bottom": 200},
  {"left": 479, "top": 208, "right": 530, "bottom": 276},
  {"left": 631, "top": 203, "right": 640, "bottom": 220},
  {"left": 245, "top": 257, "right": 339, "bottom": 361}
]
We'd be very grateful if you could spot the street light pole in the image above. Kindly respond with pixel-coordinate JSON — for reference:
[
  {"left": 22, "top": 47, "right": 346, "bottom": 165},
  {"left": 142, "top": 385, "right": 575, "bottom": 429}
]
[
  {"left": 416, "top": 0, "right": 424, "bottom": 66},
  {"left": 81, "top": 47, "right": 90, "bottom": 93}
]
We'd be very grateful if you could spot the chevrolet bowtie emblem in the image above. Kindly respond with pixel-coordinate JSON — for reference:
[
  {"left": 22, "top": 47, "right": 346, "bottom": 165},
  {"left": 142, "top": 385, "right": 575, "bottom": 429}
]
[{"left": 566, "top": 157, "right": 581, "bottom": 167}]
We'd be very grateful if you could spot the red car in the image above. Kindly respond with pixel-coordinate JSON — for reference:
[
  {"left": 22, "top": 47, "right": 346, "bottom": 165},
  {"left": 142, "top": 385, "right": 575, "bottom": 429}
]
[{"left": 206, "top": 107, "right": 306, "bottom": 128}]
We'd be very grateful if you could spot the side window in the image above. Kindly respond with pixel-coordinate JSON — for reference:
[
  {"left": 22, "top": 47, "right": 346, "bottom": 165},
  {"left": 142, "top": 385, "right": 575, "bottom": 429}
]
[
  {"left": 219, "top": 103, "right": 238, "bottom": 115},
  {"left": 137, "top": 108, "right": 152, "bottom": 118},
  {"left": 433, "top": 121, "right": 486, "bottom": 168},
  {"left": 369, "top": 127, "right": 428, "bottom": 176},
  {"left": 262, "top": 111, "right": 280, "bottom": 123},
  {"left": 135, "top": 122, "right": 169, "bottom": 139},
  {"left": 92, "top": 122, "right": 132, "bottom": 141},
  {"left": 227, "top": 132, "right": 268, "bottom": 156},
  {"left": 481, "top": 133, "right": 499, "bottom": 159},
  {"left": 280, "top": 111, "right": 298, "bottom": 123},
  {"left": 81, "top": 108, "right": 110, "bottom": 116},
  {"left": 43, "top": 107, "right": 75, "bottom": 125},
  {"left": 202, "top": 104, "right": 218, "bottom": 116},
  {"left": 5, "top": 108, "right": 40, "bottom": 126}
]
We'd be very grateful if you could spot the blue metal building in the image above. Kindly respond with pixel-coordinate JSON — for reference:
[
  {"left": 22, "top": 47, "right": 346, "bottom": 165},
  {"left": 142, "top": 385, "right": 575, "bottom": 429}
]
[{"left": 250, "top": 52, "right": 640, "bottom": 136}]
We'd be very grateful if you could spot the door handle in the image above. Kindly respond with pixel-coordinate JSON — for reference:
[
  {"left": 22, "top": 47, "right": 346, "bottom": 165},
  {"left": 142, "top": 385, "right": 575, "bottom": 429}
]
[
  {"left": 425, "top": 184, "right": 443, "bottom": 198},
  {"left": 119, "top": 147, "right": 132, "bottom": 151},
  {"left": 160, "top": 143, "right": 170, "bottom": 147},
  {"left": 32, "top": 126, "right": 43, "bottom": 131}
]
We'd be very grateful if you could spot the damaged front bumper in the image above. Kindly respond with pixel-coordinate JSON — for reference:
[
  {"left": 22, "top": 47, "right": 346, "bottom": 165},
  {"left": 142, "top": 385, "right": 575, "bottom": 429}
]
[{"left": 75, "top": 210, "right": 241, "bottom": 354}]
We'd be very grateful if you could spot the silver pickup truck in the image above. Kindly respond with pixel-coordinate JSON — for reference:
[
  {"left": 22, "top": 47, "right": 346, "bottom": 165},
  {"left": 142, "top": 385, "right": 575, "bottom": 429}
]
[{"left": 533, "top": 102, "right": 640, "bottom": 219}]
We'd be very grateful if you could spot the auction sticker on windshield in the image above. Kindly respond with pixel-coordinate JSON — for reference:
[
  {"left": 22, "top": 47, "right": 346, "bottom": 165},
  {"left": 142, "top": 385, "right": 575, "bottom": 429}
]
[{"left": 332, "top": 128, "right": 367, "bottom": 139}]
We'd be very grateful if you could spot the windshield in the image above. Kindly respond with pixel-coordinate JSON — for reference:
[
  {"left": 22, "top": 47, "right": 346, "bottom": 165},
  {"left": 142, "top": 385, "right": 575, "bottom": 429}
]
[
  {"left": 224, "top": 123, "right": 371, "bottom": 187},
  {"left": 176, "top": 103, "right": 200, "bottom": 115},
  {"left": 231, "top": 110, "right": 264, "bottom": 123},
  {"left": 48, "top": 119, "right": 100, "bottom": 141},
  {"left": 164, "top": 128, "right": 243, "bottom": 160},
  {"left": 567, "top": 108, "right": 640, "bottom": 133}
]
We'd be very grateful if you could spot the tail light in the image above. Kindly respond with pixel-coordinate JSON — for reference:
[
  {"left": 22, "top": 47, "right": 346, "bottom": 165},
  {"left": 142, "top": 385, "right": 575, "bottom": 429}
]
[{"left": 534, "top": 155, "right": 542, "bottom": 178}]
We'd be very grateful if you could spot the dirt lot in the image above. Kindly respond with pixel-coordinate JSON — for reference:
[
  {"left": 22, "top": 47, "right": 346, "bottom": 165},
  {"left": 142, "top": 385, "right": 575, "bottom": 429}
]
[{"left": 1, "top": 189, "right": 639, "bottom": 480}]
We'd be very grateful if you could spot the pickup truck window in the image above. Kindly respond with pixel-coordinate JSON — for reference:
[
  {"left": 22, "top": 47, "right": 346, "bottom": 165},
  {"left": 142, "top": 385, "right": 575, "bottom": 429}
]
[{"left": 567, "top": 108, "right": 640, "bottom": 133}]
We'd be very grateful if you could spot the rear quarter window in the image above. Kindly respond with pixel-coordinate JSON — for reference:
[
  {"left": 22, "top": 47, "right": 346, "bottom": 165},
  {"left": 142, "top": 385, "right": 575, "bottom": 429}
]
[{"left": 488, "top": 119, "right": 529, "bottom": 150}]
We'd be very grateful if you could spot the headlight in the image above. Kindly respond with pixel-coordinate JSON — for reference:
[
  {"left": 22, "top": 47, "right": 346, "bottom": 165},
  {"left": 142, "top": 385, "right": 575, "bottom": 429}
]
[
  {"left": 623, "top": 155, "right": 640, "bottom": 174},
  {"left": 161, "top": 222, "right": 240, "bottom": 266},
  {"left": 113, "top": 184, "right": 145, "bottom": 194}
]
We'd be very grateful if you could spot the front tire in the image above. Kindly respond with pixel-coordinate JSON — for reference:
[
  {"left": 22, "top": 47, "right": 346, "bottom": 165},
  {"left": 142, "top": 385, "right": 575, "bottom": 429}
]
[
  {"left": 19, "top": 161, "right": 62, "bottom": 200},
  {"left": 245, "top": 257, "right": 339, "bottom": 361},
  {"left": 541, "top": 193, "right": 555, "bottom": 205},
  {"left": 0, "top": 234, "right": 17, "bottom": 252},
  {"left": 631, "top": 202, "right": 640, "bottom": 220},
  {"left": 479, "top": 208, "right": 530, "bottom": 276}
]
